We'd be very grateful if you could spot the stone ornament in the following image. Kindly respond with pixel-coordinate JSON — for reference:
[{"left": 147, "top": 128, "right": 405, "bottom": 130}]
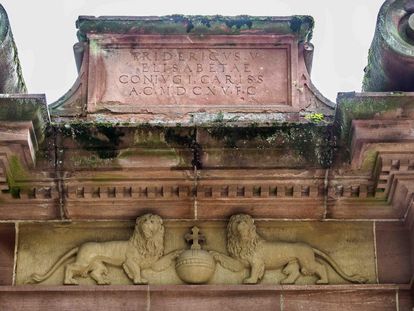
[
  {"left": 27, "top": 214, "right": 182, "bottom": 285},
  {"left": 210, "top": 214, "right": 368, "bottom": 285},
  {"left": 175, "top": 226, "right": 215, "bottom": 284},
  {"left": 25, "top": 213, "right": 367, "bottom": 285}
]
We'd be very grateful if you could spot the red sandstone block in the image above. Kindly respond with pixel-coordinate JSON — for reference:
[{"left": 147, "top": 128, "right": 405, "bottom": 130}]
[
  {"left": 0, "top": 288, "right": 148, "bottom": 311},
  {"left": 197, "top": 199, "right": 324, "bottom": 220},
  {"left": 283, "top": 290, "right": 397, "bottom": 311},
  {"left": 375, "top": 222, "right": 412, "bottom": 284},
  {"left": 150, "top": 287, "right": 280, "bottom": 311},
  {"left": 0, "top": 223, "right": 15, "bottom": 285},
  {"left": 64, "top": 199, "right": 194, "bottom": 220},
  {"left": 398, "top": 290, "right": 414, "bottom": 311}
]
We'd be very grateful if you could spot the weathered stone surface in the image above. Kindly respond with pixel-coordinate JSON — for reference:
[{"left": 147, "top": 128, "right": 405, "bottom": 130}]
[
  {"left": 0, "top": 224, "right": 14, "bottom": 285},
  {"left": 0, "top": 286, "right": 149, "bottom": 311},
  {"left": 0, "top": 4, "right": 26, "bottom": 94},
  {"left": 376, "top": 222, "right": 412, "bottom": 284},
  {"left": 363, "top": 0, "right": 414, "bottom": 91},
  {"left": 50, "top": 15, "right": 334, "bottom": 123},
  {"left": 0, "top": 5, "right": 414, "bottom": 310},
  {"left": 75, "top": 15, "right": 315, "bottom": 39},
  {"left": 149, "top": 286, "right": 280, "bottom": 311},
  {"left": 0, "top": 285, "right": 407, "bottom": 311},
  {"left": 92, "top": 44, "right": 290, "bottom": 108},
  {"left": 399, "top": 290, "right": 414, "bottom": 311},
  {"left": 282, "top": 289, "right": 397, "bottom": 311},
  {"left": 15, "top": 220, "right": 376, "bottom": 285}
]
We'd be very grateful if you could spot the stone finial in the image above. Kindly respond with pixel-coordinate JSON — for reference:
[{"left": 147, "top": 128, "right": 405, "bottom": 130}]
[{"left": 363, "top": 0, "right": 414, "bottom": 92}]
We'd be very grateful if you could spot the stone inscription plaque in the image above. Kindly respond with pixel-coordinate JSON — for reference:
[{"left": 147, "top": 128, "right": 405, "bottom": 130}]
[{"left": 98, "top": 47, "right": 291, "bottom": 107}]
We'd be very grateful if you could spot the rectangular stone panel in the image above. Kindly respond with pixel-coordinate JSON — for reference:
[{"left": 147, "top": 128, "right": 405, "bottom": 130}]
[
  {"left": 0, "top": 287, "right": 148, "bottom": 311},
  {"left": 375, "top": 222, "right": 412, "bottom": 284},
  {"left": 150, "top": 286, "right": 280, "bottom": 311},
  {"left": 87, "top": 35, "right": 297, "bottom": 113},
  {"left": 105, "top": 48, "right": 288, "bottom": 105},
  {"left": 282, "top": 290, "right": 397, "bottom": 311},
  {"left": 15, "top": 220, "right": 376, "bottom": 286},
  {"left": 0, "top": 199, "right": 60, "bottom": 220}
]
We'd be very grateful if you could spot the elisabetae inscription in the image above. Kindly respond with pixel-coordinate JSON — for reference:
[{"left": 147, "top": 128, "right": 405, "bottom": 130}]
[{"left": 101, "top": 48, "right": 290, "bottom": 106}]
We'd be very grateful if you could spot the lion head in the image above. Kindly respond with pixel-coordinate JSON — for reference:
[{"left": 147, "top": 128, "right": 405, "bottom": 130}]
[
  {"left": 227, "top": 214, "right": 260, "bottom": 260},
  {"left": 128, "top": 213, "right": 165, "bottom": 260}
]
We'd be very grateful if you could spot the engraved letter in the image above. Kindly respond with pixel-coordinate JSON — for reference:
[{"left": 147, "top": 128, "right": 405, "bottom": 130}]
[
  {"left": 129, "top": 87, "right": 139, "bottom": 96},
  {"left": 119, "top": 75, "right": 129, "bottom": 84},
  {"left": 244, "top": 64, "right": 251, "bottom": 72},
  {"left": 192, "top": 87, "right": 202, "bottom": 95},
  {"left": 247, "top": 86, "right": 256, "bottom": 95},
  {"left": 177, "top": 87, "right": 186, "bottom": 95},
  {"left": 131, "top": 75, "right": 140, "bottom": 84},
  {"left": 173, "top": 75, "right": 182, "bottom": 84},
  {"left": 201, "top": 75, "right": 209, "bottom": 84},
  {"left": 143, "top": 87, "right": 153, "bottom": 95}
]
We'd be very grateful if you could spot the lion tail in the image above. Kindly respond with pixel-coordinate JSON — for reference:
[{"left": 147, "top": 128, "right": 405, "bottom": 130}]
[
  {"left": 312, "top": 248, "right": 367, "bottom": 284},
  {"left": 25, "top": 247, "right": 79, "bottom": 284}
]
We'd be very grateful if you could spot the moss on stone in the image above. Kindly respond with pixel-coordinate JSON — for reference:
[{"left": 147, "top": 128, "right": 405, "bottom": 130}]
[
  {"left": 205, "top": 123, "right": 333, "bottom": 168},
  {"left": 360, "top": 149, "right": 379, "bottom": 172},
  {"left": 11, "top": 37, "right": 27, "bottom": 93},
  {"left": 0, "top": 95, "right": 48, "bottom": 144},
  {"left": 6, "top": 155, "right": 29, "bottom": 198},
  {"left": 58, "top": 123, "right": 125, "bottom": 159},
  {"left": 118, "top": 148, "right": 178, "bottom": 159},
  {"left": 76, "top": 15, "right": 313, "bottom": 41},
  {"left": 89, "top": 39, "right": 102, "bottom": 56},
  {"left": 336, "top": 93, "right": 412, "bottom": 144},
  {"left": 69, "top": 155, "right": 116, "bottom": 168},
  {"left": 54, "top": 119, "right": 333, "bottom": 169}
]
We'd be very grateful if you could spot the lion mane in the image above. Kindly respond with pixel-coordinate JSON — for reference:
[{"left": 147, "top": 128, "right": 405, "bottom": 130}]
[
  {"left": 127, "top": 213, "right": 165, "bottom": 262},
  {"left": 227, "top": 214, "right": 261, "bottom": 261}
]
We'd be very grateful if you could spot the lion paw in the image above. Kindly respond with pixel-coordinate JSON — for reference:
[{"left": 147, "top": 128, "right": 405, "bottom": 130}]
[
  {"left": 133, "top": 277, "right": 148, "bottom": 285},
  {"left": 172, "top": 249, "right": 185, "bottom": 258},
  {"left": 97, "top": 279, "right": 111, "bottom": 285},
  {"left": 209, "top": 251, "right": 222, "bottom": 261},
  {"left": 280, "top": 279, "right": 295, "bottom": 285},
  {"left": 316, "top": 279, "right": 328, "bottom": 284},
  {"left": 63, "top": 278, "right": 79, "bottom": 285},
  {"left": 242, "top": 277, "right": 258, "bottom": 284}
]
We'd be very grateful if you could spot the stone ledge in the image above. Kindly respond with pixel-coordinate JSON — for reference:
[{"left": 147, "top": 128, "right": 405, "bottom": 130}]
[
  {"left": 0, "top": 284, "right": 410, "bottom": 311},
  {"left": 0, "top": 283, "right": 408, "bottom": 291}
]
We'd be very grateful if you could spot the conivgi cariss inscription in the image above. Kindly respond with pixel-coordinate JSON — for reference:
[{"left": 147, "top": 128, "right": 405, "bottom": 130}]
[{"left": 101, "top": 48, "right": 290, "bottom": 106}]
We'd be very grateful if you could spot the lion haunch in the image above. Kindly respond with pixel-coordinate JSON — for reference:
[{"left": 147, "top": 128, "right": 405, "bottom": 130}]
[
  {"left": 27, "top": 214, "right": 182, "bottom": 285},
  {"left": 211, "top": 214, "right": 367, "bottom": 285}
]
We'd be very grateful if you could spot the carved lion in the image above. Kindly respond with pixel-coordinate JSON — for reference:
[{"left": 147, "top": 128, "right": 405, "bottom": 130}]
[
  {"left": 27, "top": 213, "right": 182, "bottom": 285},
  {"left": 211, "top": 214, "right": 367, "bottom": 284}
]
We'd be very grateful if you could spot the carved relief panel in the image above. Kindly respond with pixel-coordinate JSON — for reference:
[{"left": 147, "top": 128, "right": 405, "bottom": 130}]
[{"left": 17, "top": 214, "right": 374, "bottom": 286}]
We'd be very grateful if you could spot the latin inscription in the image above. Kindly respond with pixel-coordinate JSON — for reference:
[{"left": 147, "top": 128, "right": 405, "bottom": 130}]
[{"left": 101, "top": 48, "right": 290, "bottom": 106}]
